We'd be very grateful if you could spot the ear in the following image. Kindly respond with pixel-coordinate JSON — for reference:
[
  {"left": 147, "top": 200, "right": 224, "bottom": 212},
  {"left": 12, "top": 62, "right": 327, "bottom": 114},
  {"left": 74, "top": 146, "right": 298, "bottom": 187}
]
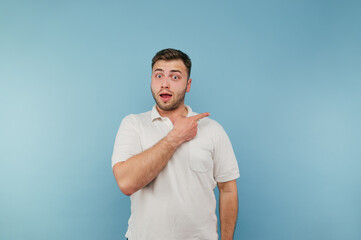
[{"left": 186, "top": 78, "right": 192, "bottom": 92}]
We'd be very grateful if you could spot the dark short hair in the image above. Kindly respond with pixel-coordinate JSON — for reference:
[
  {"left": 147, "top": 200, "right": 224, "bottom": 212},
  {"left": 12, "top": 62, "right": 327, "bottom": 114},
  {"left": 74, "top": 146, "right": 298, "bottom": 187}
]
[{"left": 152, "top": 48, "right": 192, "bottom": 79}]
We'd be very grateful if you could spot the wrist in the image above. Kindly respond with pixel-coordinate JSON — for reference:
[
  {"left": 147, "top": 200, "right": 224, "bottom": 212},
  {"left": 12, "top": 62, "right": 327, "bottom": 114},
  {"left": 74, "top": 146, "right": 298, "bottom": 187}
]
[{"left": 165, "top": 131, "right": 182, "bottom": 149}]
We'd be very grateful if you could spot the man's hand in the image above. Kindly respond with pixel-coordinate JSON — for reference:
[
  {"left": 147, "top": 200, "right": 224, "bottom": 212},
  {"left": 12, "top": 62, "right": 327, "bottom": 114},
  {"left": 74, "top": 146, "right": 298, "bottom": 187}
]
[
  {"left": 113, "top": 111, "right": 210, "bottom": 196},
  {"left": 166, "top": 112, "right": 210, "bottom": 147}
]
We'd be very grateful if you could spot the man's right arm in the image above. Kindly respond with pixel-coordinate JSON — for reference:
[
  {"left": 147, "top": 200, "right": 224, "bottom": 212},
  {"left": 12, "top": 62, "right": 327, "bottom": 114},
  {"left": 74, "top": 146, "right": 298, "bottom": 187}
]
[{"left": 113, "top": 112, "right": 209, "bottom": 196}]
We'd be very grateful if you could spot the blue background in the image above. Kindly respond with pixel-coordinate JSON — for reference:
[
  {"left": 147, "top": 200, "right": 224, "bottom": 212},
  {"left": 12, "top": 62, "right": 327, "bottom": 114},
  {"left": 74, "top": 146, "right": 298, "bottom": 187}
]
[{"left": 1, "top": 1, "right": 360, "bottom": 239}]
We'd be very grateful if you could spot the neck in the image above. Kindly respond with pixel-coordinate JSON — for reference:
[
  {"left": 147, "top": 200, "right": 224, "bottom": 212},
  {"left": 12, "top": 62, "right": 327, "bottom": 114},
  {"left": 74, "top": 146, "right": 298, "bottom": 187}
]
[{"left": 156, "top": 104, "right": 188, "bottom": 123}]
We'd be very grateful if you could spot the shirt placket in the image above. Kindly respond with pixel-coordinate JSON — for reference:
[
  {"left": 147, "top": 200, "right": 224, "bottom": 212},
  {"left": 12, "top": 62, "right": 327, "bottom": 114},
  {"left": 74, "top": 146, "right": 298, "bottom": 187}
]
[{"left": 156, "top": 117, "right": 173, "bottom": 138}]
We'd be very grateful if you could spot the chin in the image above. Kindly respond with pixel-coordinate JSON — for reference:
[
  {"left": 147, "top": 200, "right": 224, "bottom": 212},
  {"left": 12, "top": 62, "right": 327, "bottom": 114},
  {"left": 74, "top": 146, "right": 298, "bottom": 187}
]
[{"left": 157, "top": 102, "right": 177, "bottom": 111}]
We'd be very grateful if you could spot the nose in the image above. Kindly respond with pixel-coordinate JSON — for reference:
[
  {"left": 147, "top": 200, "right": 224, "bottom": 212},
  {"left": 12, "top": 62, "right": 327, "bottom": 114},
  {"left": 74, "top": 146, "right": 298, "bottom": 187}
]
[{"left": 160, "top": 78, "right": 170, "bottom": 89}]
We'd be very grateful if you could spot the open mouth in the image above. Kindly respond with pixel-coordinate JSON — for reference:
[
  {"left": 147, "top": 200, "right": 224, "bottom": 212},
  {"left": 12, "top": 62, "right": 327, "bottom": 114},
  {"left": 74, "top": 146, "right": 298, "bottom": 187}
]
[{"left": 159, "top": 93, "right": 172, "bottom": 102}]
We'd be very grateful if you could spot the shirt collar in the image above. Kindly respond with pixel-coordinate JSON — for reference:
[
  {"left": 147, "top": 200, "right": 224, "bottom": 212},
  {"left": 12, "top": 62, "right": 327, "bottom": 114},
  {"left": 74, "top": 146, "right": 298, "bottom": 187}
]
[{"left": 151, "top": 104, "right": 193, "bottom": 121}]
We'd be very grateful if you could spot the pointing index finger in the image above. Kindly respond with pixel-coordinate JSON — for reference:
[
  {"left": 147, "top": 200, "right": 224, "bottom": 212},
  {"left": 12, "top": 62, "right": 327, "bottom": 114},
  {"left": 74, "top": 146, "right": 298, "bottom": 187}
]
[{"left": 193, "top": 112, "right": 210, "bottom": 121}]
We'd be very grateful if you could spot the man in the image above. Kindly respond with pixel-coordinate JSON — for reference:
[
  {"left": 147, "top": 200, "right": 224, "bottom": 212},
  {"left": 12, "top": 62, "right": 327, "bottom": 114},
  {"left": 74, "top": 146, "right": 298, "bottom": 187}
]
[{"left": 112, "top": 48, "right": 239, "bottom": 240}]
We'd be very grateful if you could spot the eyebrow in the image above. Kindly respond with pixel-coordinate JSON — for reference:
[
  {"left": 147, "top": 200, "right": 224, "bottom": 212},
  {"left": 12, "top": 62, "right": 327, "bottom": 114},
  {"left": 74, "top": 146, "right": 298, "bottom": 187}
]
[
  {"left": 154, "top": 69, "right": 183, "bottom": 74},
  {"left": 170, "top": 70, "right": 182, "bottom": 74}
]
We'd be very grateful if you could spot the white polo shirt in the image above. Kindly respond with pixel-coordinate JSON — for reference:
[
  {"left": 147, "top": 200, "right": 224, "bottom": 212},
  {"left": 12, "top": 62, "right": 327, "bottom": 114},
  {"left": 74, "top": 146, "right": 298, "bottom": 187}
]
[{"left": 112, "top": 105, "right": 240, "bottom": 240}]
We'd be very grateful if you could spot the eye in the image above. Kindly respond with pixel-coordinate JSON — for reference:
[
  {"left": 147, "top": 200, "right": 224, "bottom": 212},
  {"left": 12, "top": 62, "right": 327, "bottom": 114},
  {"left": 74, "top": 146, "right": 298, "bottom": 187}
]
[
  {"left": 156, "top": 74, "right": 162, "bottom": 79},
  {"left": 172, "top": 75, "right": 179, "bottom": 80}
]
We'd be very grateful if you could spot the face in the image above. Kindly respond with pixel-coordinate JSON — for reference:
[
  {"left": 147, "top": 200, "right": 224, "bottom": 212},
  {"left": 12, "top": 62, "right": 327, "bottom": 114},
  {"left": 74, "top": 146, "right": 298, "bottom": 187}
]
[{"left": 151, "top": 59, "right": 192, "bottom": 111}]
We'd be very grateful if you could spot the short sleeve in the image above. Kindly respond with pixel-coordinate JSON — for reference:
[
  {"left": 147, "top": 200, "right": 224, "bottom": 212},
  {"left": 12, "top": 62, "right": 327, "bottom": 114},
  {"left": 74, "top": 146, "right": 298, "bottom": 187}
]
[
  {"left": 111, "top": 115, "right": 142, "bottom": 168},
  {"left": 213, "top": 124, "right": 240, "bottom": 182}
]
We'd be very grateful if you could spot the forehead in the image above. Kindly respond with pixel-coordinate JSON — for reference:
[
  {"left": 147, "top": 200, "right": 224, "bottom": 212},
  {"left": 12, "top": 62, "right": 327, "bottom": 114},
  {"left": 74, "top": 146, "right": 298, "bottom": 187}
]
[{"left": 152, "top": 59, "right": 187, "bottom": 73}]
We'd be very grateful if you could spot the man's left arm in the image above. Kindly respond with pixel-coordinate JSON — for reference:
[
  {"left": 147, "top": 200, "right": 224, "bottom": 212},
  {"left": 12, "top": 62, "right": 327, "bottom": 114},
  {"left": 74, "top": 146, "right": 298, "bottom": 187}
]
[{"left": 218, "top": 179, "right": 238, "bottom": 240}]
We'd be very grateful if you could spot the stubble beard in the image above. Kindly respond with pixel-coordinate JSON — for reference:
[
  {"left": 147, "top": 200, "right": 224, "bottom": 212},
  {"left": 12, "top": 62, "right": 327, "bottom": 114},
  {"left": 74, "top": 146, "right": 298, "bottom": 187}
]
[{"left": 151, "top": 86, "right": 187, "bottom": 112}]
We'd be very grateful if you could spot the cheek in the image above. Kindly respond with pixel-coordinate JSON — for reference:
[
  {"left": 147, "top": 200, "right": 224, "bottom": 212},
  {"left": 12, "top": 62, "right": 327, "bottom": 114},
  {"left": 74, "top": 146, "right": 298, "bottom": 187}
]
[{"left": 150, "top": 80, "right": 159, "bottom": 89}]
